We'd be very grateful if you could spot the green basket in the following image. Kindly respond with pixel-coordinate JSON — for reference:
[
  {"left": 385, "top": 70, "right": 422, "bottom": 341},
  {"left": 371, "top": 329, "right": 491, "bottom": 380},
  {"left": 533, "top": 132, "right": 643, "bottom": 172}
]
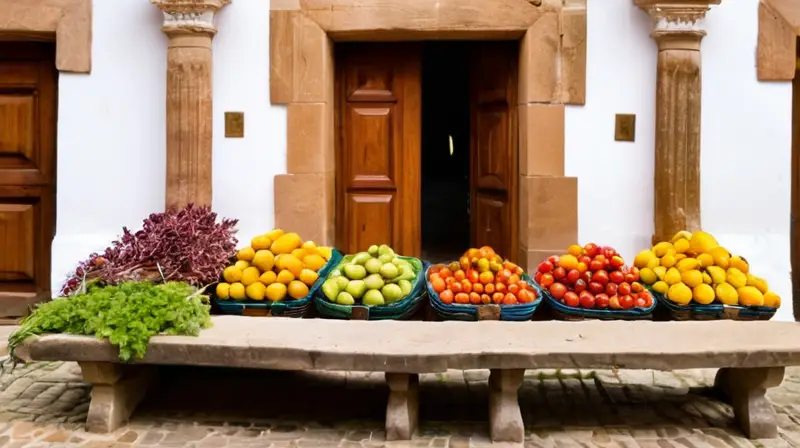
[
  {"left": 313, "top": 256, "right": 428, "bottom": 320},
  {"left": 214, "top": 249, "right": 343, "bottom": 317}
]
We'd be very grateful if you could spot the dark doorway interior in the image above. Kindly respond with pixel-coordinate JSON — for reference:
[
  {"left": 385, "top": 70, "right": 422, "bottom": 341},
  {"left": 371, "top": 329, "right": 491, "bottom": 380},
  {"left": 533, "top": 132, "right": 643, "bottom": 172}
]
[{"left": 420, "top": 42, "right": 471, "bottom": 263}]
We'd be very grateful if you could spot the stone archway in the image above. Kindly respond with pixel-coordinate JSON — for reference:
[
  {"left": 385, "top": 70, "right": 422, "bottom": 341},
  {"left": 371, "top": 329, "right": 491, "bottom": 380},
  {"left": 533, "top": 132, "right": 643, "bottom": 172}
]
[
  {"left": 0, "top": 0, "right": 92, "bottom": 73},
  {"left": 270, "top": 0, "right": 587, "bottom": 267}
]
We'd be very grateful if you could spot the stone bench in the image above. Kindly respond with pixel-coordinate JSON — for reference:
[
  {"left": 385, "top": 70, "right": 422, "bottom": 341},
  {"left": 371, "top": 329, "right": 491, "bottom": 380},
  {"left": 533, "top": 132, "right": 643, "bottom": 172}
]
[{"left": 15, "top": 316, "right": 800, "bottom": 442}]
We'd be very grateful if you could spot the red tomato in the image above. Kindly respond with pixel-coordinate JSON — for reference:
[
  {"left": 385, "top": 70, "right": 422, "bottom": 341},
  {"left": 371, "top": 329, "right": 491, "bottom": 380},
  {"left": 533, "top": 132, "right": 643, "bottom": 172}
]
[
  {"left": 552, "top": 267, "right": 566, "bottom": 281},
  {"left": 584, "top": 243, "right": 600, "bottom": 258},
  {"left": 631, "top": 281, "right": 643, "bottom": 293},
  {"left": 589, "top": 258, "right": 604, "bottom": 271},
  {"left": 539, "top": 273, "right": 554, "bottom": 288},
  {"left": 592, "top": 270, "right": 609, "bottom": 285},
  {"left": 450, "top": 282, "right": 463, "bottom": 294},
  {"left": 579, "top": 291, "right": 595, "bottom": 308},
  {"left": 454, "top": 270, "right": 466, "bottom": 282},
  {"left": 620, "top": 294, "right": 635, "bottom": 309},
  {"left": 629, "top": 266, "right": 640, "bottom": 282},
  {"left": 610, "top": 255, "right": 624, "bottom": 269},
  {"left": 538, "top": 261, "right": 554, "bottom": 274},
  {"left": 603, "top": 247, "right": 617, "bottom": 258},
  {"left": 635, "top": 296, "right": 647, "bottom": 308},
  {"left": 609, "top": 295, "right": 622, "bottom": 310},
  {"left": 564, "top": 291, "right": 580, "bottom": 308},
  {"left": 588, "top": 281, "right": 604, "bottom": 294},
  {"left": 534, "top": 272, "right": 543, "bottom": 284},
  {"left": 609, "top": 270, "right": 625, "bottom": 284},
  {"left": 549, "top": 283, "right": 567, "bottom": 299},
  {"left": 605, "top": 283, "right": 617, "bottom": 297},
  {"left": 440, "top": 290, "right": 454, "bottom": 304},
  {"left": 595, "top": 293, "right": 610, "bottom": 309},
  {"left": 566, "top": 269, "right": 581, "bottom": 285},
  {"left": 579, "top": 255, "right": 592, "bottom": 265},
  {"left": 503, "top": 293, "right": 518, "bottom": 305},
  {"left": 547, "top": 255, "right": 560, "bottom": 265},
  {"left": 618, "top": 282, "right": 631, "bottom": 296},
  {"left": 467, "top": 269, "right": 480, "bottom": 284},
  {"left": 573, "top": 279, "right": 587, "bottom": 293}
]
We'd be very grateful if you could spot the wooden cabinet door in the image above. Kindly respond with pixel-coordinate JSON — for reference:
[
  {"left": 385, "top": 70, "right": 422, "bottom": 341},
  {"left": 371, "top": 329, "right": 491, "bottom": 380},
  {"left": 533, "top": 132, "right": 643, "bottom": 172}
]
[
  {"left": 336, "top": 44, "right": 422, "bottom": 257},
  {"left": 469, "top": 42, "right": 519, "bottom": 259},
  {"left": 0, "top": 43, "right": 57, "bottom": 319}
]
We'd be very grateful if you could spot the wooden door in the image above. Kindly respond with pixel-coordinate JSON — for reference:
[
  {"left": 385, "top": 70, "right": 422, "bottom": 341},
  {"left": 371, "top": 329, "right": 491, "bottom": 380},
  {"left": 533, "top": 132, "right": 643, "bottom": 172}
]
[
  {"left": 0, "top": 43, "right": 57, "bottom": 320},
  {"left": 469, "top": 42, "right": 519, "bottom": 259},
  {"left": 335, "top": 43, "right": 422, "bottom": 257}
]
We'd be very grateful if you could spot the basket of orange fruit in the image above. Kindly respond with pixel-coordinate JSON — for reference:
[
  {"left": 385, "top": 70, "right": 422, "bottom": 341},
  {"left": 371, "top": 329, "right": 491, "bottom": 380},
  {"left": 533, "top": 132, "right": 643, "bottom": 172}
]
[{"left": 426, "top": 246, "right": 541, "bottom": 321}]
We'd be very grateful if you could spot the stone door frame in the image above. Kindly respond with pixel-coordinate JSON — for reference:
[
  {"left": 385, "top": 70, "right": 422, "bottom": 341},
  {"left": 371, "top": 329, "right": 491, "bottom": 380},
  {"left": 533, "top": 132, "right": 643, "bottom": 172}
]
[
  {"left": 270, "top": 0, "right": 586, "bottom": 265},
  {"left": 757, "top": 0, "right": 799, "bottom": 81},
  {"left": 0, "top": 0, "right": 92, "bottom": 73}
]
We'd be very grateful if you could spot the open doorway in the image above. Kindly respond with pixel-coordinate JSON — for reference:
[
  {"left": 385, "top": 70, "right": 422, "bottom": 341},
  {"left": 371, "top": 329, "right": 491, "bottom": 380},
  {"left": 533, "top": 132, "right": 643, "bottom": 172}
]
[{"left": 420, "top": 43, "right": 471, "bottom": 263}]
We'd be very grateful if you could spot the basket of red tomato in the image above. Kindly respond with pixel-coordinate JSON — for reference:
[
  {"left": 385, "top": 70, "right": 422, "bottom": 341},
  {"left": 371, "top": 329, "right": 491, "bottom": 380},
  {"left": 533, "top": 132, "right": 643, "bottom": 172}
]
[
  {"left": 533, "top": 243, "right": 656, "bottom": 320},
  {"left": 426, "top": 246, "right": 542, "bottom": 321}
]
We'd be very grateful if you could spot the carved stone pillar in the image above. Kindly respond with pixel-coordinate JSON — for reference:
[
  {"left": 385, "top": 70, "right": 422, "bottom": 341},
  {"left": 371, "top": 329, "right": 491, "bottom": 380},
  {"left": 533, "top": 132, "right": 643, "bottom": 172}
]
[
  {"left": 151, "top": 0, "right": 229, "bottom": 209},
  {"left": 635, "top": 0, "right": 720, "bottom": 244}
]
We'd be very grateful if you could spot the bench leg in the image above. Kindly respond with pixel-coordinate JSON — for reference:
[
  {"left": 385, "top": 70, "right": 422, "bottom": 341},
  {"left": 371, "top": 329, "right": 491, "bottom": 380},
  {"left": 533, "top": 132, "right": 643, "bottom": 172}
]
[
  {"left": 714, "top": 367, "right": 785, "bottom": 439},
  {"left": 385, "top": 372, "right": 419, "bottom": 441},
  {"left": 488, "top": 368, "right": 524, "bottom": 443},
  {"left": 79, "top": 362, "right": 157, "bottom": 433}
]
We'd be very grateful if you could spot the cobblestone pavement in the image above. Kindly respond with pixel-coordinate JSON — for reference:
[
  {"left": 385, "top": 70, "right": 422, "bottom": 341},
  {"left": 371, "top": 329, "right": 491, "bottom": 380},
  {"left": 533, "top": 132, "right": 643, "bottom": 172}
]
[{"left": 0, "top": 362, "right": 799, "bottom": 447}]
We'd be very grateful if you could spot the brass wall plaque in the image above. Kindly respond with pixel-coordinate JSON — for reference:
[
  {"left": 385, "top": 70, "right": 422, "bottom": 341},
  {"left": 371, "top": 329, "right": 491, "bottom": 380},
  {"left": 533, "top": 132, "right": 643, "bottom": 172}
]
[
  {"left": 225, "top": 112, "right": 244, "bottom": 138},
  {"left": 614, "top": 114, "right": 636, "bottom": 142}
]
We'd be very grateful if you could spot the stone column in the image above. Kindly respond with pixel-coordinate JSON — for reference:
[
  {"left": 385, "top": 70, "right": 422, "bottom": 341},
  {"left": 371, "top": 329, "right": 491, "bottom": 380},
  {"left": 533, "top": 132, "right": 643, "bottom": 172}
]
[
  {"left": 151, "top": 0, "right": 229, "bottom": 210},
  {"left": 635, "top": 0, "right": 720, "bottom": 244}
]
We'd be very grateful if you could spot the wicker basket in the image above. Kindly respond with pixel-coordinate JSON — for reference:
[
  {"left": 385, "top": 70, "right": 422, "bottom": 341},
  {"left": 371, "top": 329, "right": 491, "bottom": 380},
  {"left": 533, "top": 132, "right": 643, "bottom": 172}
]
[
  {"left": 649, "top": 287, "right": 777, "bottom": 321},
  {"left": 314, "top": 256, "right": 428, "bottom": 320},
  {"left": 426, "top": 264, "right": 542, "bottom": 321},
  {"left": 537, "top": 282, "right": 656, "bottom": 321},
  {"left": 214, "top": 249, "right": 343, "bottom": 318}
]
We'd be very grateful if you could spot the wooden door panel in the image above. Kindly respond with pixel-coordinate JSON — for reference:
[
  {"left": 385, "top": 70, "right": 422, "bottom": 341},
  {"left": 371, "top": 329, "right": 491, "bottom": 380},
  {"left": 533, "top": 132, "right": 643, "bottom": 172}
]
[
  {"left": 336, "top": 43, "right": 421, "bottom": 257},
  {"left": 345, "top": 105, "right": 396, "bottom": 189},
  {"left": 344, "top": 193, "right": 395, "bottom": 254},
  {"left": 469, "top": 42, "right": 518, "bottom": 259},
  {"left": 472, "top": 193, "right": 510, "bottom": 256},
  {"left": 0, "top": 43, "right": 57, "bottom": 318}
]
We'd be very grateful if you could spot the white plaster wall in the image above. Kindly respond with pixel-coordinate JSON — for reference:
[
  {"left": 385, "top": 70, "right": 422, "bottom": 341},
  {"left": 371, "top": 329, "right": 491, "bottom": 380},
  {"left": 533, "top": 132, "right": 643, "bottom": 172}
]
[{"left": 52, "top": 0, "right": 794, "bottom": 320}]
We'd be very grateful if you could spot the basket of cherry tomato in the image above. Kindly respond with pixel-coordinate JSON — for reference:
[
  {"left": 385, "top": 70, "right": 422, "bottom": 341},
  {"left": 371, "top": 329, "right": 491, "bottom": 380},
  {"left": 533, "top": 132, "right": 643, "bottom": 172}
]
[{"left": 534, "top": 243, "right": 656, "bottom": 321}]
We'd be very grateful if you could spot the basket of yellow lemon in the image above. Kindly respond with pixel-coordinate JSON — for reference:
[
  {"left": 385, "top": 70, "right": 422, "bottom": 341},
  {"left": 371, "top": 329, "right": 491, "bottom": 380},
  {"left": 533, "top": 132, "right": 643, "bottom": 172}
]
[
  {"left": 634, "top": 230, "right": 780, "bottom": 321},
  {"left": 213, "top": 229, "right": 342, "bottom": 318}
]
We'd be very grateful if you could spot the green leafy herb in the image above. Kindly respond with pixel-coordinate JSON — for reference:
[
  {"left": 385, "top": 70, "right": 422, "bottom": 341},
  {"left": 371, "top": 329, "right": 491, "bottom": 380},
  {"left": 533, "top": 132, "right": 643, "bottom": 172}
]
[{"left": 4, "top": 282, "right": 212, "bottom": 368}]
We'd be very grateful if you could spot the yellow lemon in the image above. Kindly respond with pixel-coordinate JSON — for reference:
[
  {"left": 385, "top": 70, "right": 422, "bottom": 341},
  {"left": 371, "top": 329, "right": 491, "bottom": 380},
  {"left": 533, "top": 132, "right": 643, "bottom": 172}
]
[
  {"left": 299, "top": 268, "right": 319, "bottom": 286},
  {"left": 291, "top": 248, "right": 308, "bottom": 260},
  {"left": 706, "top": 266, "right": 727, "bottom": 285},
  {"left": 652, "top": 281, "right": 669, "bottom": 294},
  {"left": 229, "top": 282, "right": 246, "bottom": 300},
  {"left": 696, "top": 253, "right": 714, "bottom": 268},
  {"left": 223, "top": 266, "right": 243, "bottom": 283},
  {"left": 709, "top": 247, "right": 730, "bottom": 269},
  {"left": 270, "top": 232, "right": 303, "bottom": 255},
  {"left": 266, "top": 228, "right": 285, "bottom": 241},
  {"left": 660, "top": 254, "right": 677, "bottom": 268},
  {"left": 737, "top": 286, "right": 764, "bottom": 307},
  {"left": 237, "top": 247, "right": 256, "bottom": 262},
  {"left": 302, "top": 240, "right": 320, "bottom": 255},
  {"left": 216, "top": 282, "right": 231, "bottom": 300},
  {"left": 726, "top": 268, "right": 747, "bottom": 289},
  {"left": 303, "top": 254, "right": 327, "bottom": 272},
  {"left": 276, "top": 269, "right": 295, "bottom": 285},
  {"left": 634, "top": 250, "right": 656, "bottom": 269},
  {"left": 277, "top": 254, "right": 304, "bottom": 277},
  {"left": 652, "top": 242, "right": 673, "bottom": 258},
  {"left": 715, "top": 283, "right": 738, "bottom": 305},
  {"left": 702, "top": 272, "right": 712, "bottom": 285},
  {"left": 234, "top": 260, "right": 250, "bottom": 271},
  {"left": 689, "top": 231, "right": 719, "bottom": 254},
  {"left": 259, "top": 270, "right": 277, "bottom": 286},
  {"left": 251, "top": 235, "right": 273, "bottom": 251},
  {"left": 763, "top": 291, "right": 781, "bottom": 308},
  {"left": 287, "top": 280, "right": 310, "bottom": 299},
  {"left": 653, "top": 266, "right": 667, "bottom": 280},
  {"left": 671, "top": 230, "right": 692, "bottom": 243},
  {"left": 664, "top": 267, "right": 682, "bottom": 286},
  {"left": 647, "top": 258, "right": 661, "bottom": 269},
  {"left": 746, "top": 274, "right": 769, "bottom": 294},
  {"left": 266, "top": 283, "right": 288, "bottom": 302},
  {"left": 246, "top": 282, "right": 267, "bottom": 301},
  {"left": 675, "top": 253, "right": 687, "bottom": 261},
  {"left": 692, "top": 283, "right": 715, "bottom": 305},
  {"left": 681, "top": 270, "right": 703, "bottom": 288},
  {"left": 319, "top": 246, "right": 333, "bottom": 260},
  {"left": 667, "top": 283, "right": 693, "bottom": 305},
  {"left": 676, "top": 258, "right": 699, "bottom": 273},
  {"left": 241, "top": 267, "right": 261, "bottom": 286},
  {"left": 729, "top": 256, "right": 749, "bottom": 274},
  {"left": 639, "top": 268, "right": 658, "bottom": 285},
  {"left": 673, "top": 238, "right": 690, "bottom": 254},
  {"left": 252, "top": 250, "right": 276, "bottom": 272}
]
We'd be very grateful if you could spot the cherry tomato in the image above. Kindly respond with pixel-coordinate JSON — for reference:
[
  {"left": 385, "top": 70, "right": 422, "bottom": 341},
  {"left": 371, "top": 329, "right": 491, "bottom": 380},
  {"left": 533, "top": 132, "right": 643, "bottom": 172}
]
[
  {"left": 595, "top": 293, "right": 610, "bottom": 308},
  {"left": 564, "top": 291, "right": 580, "bottom": 308},
  {"left": 609, "top": 295, "right": 622, "bottom": 310},
  {"left": 609, "top": 270, "right": 625, "bottom": 284},
  {"left": 605, "top": 283, "right": 618, "bottom": 297},
  {"left": 620, "top": 294, "right": 635, "bottom": 309},
  {"left": 584, "top": 243, "right": 600, "bottom": 258},
  {"left": 440, "top": 290, "right": 454, "bottom": 304},
  {"left": 455, "top": 293, "right": 470, "bottom": 304},
  {"left": 592, "top": 270, "right": 609, "bottom": 285},
  {"left": 573, "top": 278, "right": 587, "bottom": 293},
  {"left": 552, "top": 267, "right": 566, "bottom": 281},
  {"left": 579, "top": 291, "right": 595, "bottom": 309},
  {"left": 549, "top": 283, "right": 567, "bottom": 299},
  {"left": 588, "top": 281, "right": 604, "bottom": 294},
  {"left": 566, "top": 269, "right": 581, "bottom": 285},
  {"left": 617, "top": 282, "right": 631, "bottom": 296}
]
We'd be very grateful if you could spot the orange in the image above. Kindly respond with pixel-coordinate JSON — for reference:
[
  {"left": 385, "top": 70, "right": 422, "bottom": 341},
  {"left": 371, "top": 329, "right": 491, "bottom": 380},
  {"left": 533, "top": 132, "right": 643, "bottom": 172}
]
[
  {"left": 454, "top": 270, "right": 466, "bottom": 282},
  {"left": 479, "top": 271, "right": 494, "bottom": 284},
  {"left": 472, "top": 283, "right": 484, "bottom": 294},
  {"left": 479, "top": 246, "right": 495, "bottom": 259},
  {"left": 459, "top": 256, "right": 471, "bottom": 270},
  {"left": 508, "top": 274, "right": 520, "bottom": 285},
  {"left": 455, "top": 293, "right": 470, "bottom": 304},
  {"left": 440, "top": 290, "right": 454, "bottom": 304},
  {"left": 461, "top": 280, "right": 472, "bottom": 294},
  {"left": 507, "top": 284, "right": 520, "bottom": 295},
  {"left": 492, "top": 292, "right": 505, "bottom": 304},
  {"left": 439, "top": 268, "right": 453, "bottom": 279},
  {"left": 431, "top": 277, "right": 446, "bottom": 293},
  {"left": 503, "top": 293, "right": 518, "bottom": 305},
  {"left": 469, "top": 292, "right": 481, "bottom": 304},
  {"left": 481, "top": 294, "right": 492, "bottom": 304},
  {"left": 484, "top": 283, "right": 495, "bottom": 294}
]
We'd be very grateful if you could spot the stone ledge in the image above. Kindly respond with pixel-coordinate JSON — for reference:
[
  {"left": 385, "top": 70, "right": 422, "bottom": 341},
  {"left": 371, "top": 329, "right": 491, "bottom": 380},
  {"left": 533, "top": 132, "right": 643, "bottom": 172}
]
[{"left": 19, "top": 317, "right": 800, "bottom": 373}]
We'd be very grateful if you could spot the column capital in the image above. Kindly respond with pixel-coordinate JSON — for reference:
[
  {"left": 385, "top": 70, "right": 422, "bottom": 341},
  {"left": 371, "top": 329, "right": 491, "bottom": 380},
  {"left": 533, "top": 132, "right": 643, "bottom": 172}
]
[
  {"left": 634, "top": 0, "right": 721, "bottom": 50},
  {"left": 151, "top": 0, "right": 230, "bottom": 36}
]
